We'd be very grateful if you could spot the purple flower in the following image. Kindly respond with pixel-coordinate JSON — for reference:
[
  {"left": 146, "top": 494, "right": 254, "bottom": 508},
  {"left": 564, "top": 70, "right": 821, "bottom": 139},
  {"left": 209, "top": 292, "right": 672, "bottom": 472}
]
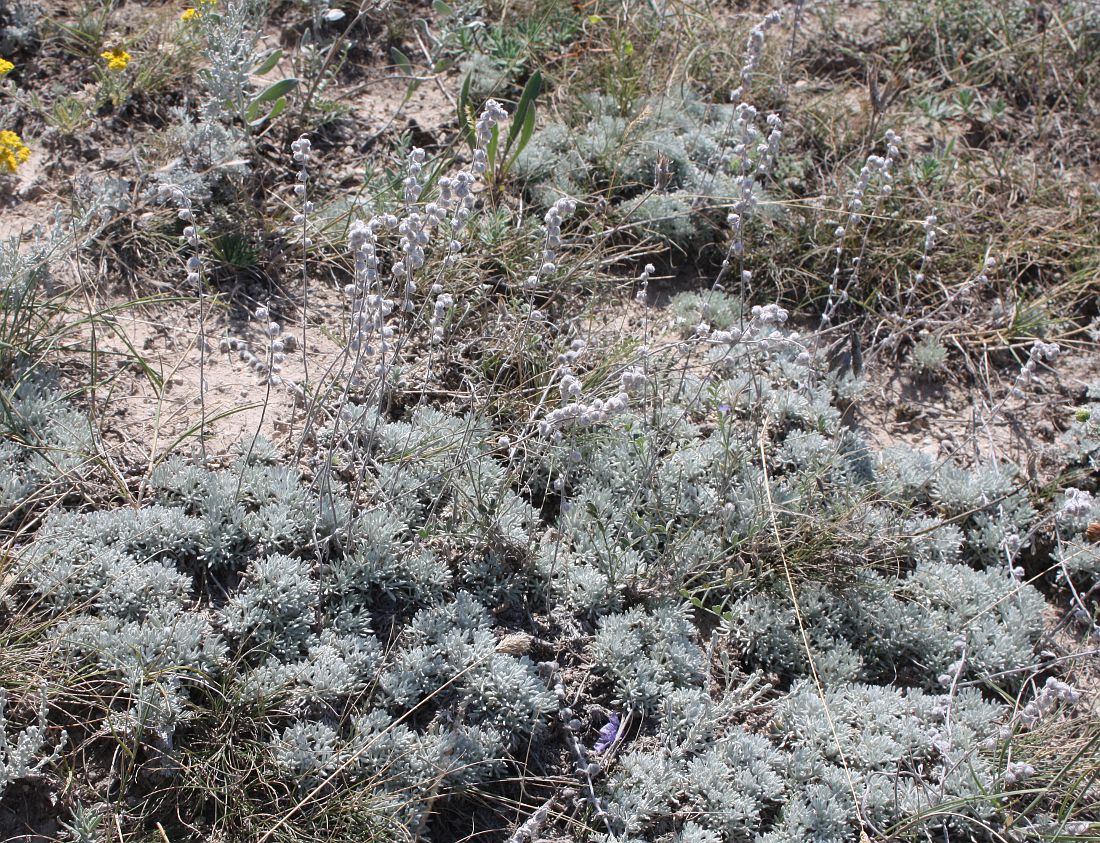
[{"left": 593, "top": 713, "right": 621, "bottom": 754}]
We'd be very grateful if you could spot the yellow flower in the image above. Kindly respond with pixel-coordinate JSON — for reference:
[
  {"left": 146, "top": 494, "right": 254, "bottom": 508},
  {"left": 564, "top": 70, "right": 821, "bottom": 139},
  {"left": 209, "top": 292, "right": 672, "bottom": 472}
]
[
  {"left": 181, "top": 8, "right": 199, "bottom": 20},
  {"left": 0, "top": 130, "right": 30, "bottom": 174},
  {"left": 100, "top": 48, "right": 131, "bottom": 72},
  {"left": 0, "top": 58, "right": 13, "bottom": 77}
]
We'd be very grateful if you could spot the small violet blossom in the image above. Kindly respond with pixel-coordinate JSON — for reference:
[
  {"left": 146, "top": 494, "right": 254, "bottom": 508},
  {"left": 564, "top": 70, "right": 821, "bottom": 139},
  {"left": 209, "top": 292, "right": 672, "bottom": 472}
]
[{"left": 593, "top": 713, "right": 620, "bottom": 753}]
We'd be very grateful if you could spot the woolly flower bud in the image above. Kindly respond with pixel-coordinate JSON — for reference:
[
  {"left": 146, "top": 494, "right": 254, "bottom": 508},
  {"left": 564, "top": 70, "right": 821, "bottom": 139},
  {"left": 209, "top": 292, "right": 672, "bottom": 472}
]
[
  {"left": 554, "top": 197, "right": 577, "bottom": 217},
  {"left": 620, "top": 367, "right": 646, "bottom": 394},
  {"left": 752, "top": 303, "right": 789, "bottom": 327},
  {"left": 475, "top": 99, "right": 508, "bottom": 148},
  {"left": 1061, "top": 487, "right": 1095, "bottom": 519},
  {"left": 1004, "top": 761, "right": 1035, "bottom": 786},
  {"left": 1033, "top": 341, "right": 1059, "bottom": 362},
  {"left": 559, "top": 373, "right": 583, "bottom": 400}
]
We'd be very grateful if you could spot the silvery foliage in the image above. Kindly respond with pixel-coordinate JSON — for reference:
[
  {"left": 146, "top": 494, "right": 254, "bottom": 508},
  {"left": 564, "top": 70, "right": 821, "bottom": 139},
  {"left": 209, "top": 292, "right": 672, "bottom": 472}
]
[
  {"left": 58, "top": 802, "right": 104, "bottom": 843},
  {"left": 5, "top": 290, "right": 1066, "bottom": 835},
  {"left": 515, "top": 321, "right": 1047, "bottom": 837},
  {"left": 514, "top": 90, "right": 781, "bottom": 249},
  {"left": 222, "top": 553, "right": 318, "bottom": 658},
  {"left": 596, "top": 680, "right": 1003, "bottom": 842},
  {"left": 878, "top": 447, "right": 1037, "bottom": 566},
  {"left": 0, "top": 377, "right": 91, "bottom": 521},
  {"left": 592, "top": 604, "right": 705, "bottom": 716},
  {"left": 198, "top": 0, "right": 270, "bottom": 124},
  {"left": 1064, "top": 383, "right": 1100, "bottom": 473},
  {"left": 13, "top": 417, "right": 559, "bottom": 820},
  {"left": 151, "top": 0, "right": 267, "bottom": 197},
  {"left": 0, "top": 689, "right": 65, "bottom": 798},
  {"left": 0, "top": 0, "right": 39, "bottom": 53},
  {"left": 668, "top": 290, "right": 743, "bottom": 338},
  {"left": 721, "top": 562, "right": 1045, "bottom": 690},
  {"left": 1054, "top": 483, "right": 1100, "bottom": 586},
  {"left": 381, "top": 593, "right": 555, "bottom": 742}
]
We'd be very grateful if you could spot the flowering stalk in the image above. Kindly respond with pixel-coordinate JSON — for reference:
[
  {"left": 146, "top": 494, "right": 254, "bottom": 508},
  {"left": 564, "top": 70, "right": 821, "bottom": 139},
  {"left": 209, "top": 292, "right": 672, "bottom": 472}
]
[
  {"left": 291, "top": 134, "right": 313, "bottom": 383},
  {"left": 822, "top": 129, "right": 900, "bottom": 328},
  {"left": 157, "top": 184, "right": 208, "bottom": 459},
  {"left": 346, "top": 215, "right": 398, "bottom": 392}
]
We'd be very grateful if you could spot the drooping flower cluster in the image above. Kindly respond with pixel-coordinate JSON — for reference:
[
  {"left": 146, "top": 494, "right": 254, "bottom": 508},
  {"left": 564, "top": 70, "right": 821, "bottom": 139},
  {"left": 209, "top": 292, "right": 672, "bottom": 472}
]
[
  {"left": 541, "top": 340, "right": 619, "bottom": 437},
  {"left": 724, "top": 105, "right": 781, "bottom": 249},
  {"left": 540, "top": 353, "right": 633, "bottom": 440},
  {"left": 472, "top": 99, "right": 507, "bottom": 177},
  {"left": 1017, "top": 677, "right": 1080, "bottom": 727},
  {"left": 731, "top": 10, "right": 782, "bottom": 102},
  {"left": 429, "top": 293, "right": 454, "bottom": 346},
  {"left": 230, "top": 305, "right": 288, "bottom": 386},
  {"left": 821, "top": 129, "right": 901, "bottom": 325},
  {"left": 1010, "top": 340, "right": 1059, "bottom": 397},
  {"left": 619, "top": 367, "right": 646, "bottom": 395},
  {"left": 526, "top": 197, "right": 577, "bottom": 289},
  {"left": 914, "top": 212, "right": 938, "bottom": 285},
  {"left": 346, "top": 215, "right": 398, "bottom": 386},
  {"left": 157, "top": 184, "right": 202, "bottom": 281},
  {"left": 339, "top": 102, "right": 517, "bottom": 390},
  {"left": 634, "top": 263, "right": 656, "bottom": 305},
  {"left": 291, "top": 134, "right": 311, "bottom": 195},
  {"left": 393, "top": 148, "right": 435, "bottom": 309},
  {"left": 835, "top": 130, "right": 900, "bottom": 244},
  {"left": 438, "top": 171, "right": 476, "bottom": 268}
]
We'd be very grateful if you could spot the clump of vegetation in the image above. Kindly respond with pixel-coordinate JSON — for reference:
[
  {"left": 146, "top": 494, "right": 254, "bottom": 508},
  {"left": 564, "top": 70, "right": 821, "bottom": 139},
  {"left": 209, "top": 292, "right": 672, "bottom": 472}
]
[{"left": 0, "top": 0, "right": 1096, "bottom": 840}]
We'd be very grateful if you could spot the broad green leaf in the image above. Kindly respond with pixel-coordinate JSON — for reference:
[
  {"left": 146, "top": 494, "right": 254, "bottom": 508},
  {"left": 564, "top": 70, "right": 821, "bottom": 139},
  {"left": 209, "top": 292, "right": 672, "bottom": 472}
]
[
  {"left": 457, "top": 74, "right": 475, "bottom": 148},
  {"left": 502, "top": 71, "right": 541, "bottom": 162},
  {"left": 248, "top": 97, "right": 288, "bottom": 128},
  {"left": 505, "top": 100, "right": 536, "bottom": 170},
  {"left": 253, "top": 49, "right": 283, "bottom": 76},
  {"left": 486, "top": 124, "right": 500, "bottom": 176},
  {"left": 252, "top": 77, "right": 298, "bottom": 106},
  {"left": 390, "top": 46, "right": 412, "bottom": 74}
]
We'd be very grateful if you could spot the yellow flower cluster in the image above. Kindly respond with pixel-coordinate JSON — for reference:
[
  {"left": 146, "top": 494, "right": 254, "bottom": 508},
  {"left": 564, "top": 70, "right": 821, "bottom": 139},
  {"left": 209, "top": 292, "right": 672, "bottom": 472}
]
[
  {"left": 100, "top": 47, "right": 131, "bottom": 72},
  {"left": 181, "top": 0, "right": 216, "bottom": 21},
  {"left": 0, "top": 58, "right": 13, "bottom": 77},
  {"left": 0, "top": 130, "right": 30, "bottom": 174}
]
